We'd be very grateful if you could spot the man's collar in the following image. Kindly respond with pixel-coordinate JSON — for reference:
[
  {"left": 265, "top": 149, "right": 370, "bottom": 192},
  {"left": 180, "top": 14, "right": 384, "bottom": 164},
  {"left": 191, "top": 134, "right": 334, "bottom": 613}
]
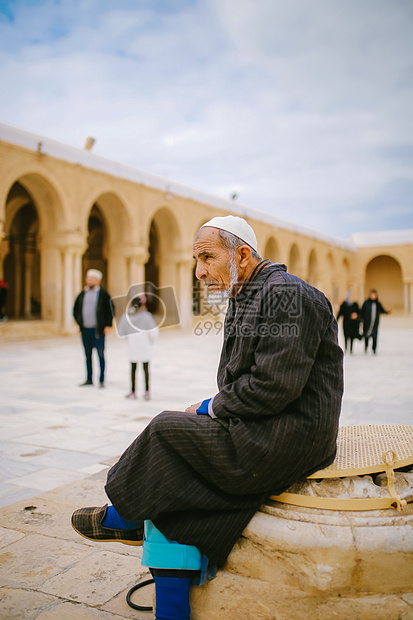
[{"left": 236, "top": 259, "right": 272, "bottom": 300}]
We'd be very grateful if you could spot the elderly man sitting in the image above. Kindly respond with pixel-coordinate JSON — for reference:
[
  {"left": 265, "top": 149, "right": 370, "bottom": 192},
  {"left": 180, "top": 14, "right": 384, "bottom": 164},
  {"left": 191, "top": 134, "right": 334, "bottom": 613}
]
[{"left": 72, "top": 216, "right": 343, "bottom": 619}]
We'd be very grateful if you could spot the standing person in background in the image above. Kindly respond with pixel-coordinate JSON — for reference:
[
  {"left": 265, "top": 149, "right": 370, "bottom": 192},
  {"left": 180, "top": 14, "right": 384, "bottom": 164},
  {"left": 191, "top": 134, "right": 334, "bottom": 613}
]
[
  {"left": 117, "top": 295, "right": 158, "bottom": 400},
  {"left": 73, "top": 269, "right": 113, "bottom": 387},
  {"left": 361, "top": 289, "right": 390, "bottom": 355},
  {"left": 337, "top": 293, "right": 361, "bottom": 354},
  {"left": 0, "top": 278, "right": 8, "bottom": 322}
]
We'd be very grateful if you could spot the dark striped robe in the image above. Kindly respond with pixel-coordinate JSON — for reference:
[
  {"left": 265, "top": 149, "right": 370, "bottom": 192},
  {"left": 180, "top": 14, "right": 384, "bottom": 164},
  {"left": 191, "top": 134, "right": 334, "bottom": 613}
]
[{"left": 105, "top": 261, "right": 343, "bottom": 567}]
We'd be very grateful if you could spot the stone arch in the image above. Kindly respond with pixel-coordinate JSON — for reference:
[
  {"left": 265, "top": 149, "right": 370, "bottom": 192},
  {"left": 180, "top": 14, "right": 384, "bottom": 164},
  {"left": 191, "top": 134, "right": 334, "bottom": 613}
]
[
  {"left": 82, "top": 204, "right": 108, "bottom": 286},
  {"left": 3, "top": 200, "right": 41, "bottom": 319},
  {"left": 144, "top": 207, "right": 182, "bottom": 324},
  {"left": 80, "top": 191, "right": 134, "bottom": 297},
  {"left": 0, "top": 166, "right": 69, "bottom": 235},
  {"left": 264, "top": 237, "right": 280, "bottom": 263},
  {"left": 365, "top": 255, "right": 403, "bottom": 310},
  {"left": 81, "top": 190, "right": 133, "bottom": 249},
  {"left": 288, "top": 243, "right": 301, "bottom": 277},
  {"left": 1, "top": 170, "right": 76, "bottom": 324},
  {"left": 306, "top": 249, "right": 318, "bottom": 287},
  {"left": 145, "top": 219, "right": 160, "bottom": 309},
  {"left": 2, "top": 180, "right": 54, "bottom": 319}
]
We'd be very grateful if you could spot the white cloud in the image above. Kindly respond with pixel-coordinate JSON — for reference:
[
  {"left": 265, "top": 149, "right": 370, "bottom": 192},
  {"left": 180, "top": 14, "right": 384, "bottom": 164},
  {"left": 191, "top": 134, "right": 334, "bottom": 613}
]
[{"left": 0, "top": 0, "right": 412, "bottom": 237}]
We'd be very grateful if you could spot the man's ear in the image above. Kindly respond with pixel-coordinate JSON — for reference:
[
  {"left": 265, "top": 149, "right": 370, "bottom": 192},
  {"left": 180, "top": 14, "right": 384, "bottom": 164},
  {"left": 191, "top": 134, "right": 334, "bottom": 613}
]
[{"left": 237, "top": 245, "right": 252, "bottom": 268}]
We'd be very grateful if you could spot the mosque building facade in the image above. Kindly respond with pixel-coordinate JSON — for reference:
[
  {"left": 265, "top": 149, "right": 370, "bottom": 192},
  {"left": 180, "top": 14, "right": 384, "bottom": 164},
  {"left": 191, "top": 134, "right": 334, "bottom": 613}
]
[{"left": 0, "top": 122, "right": 412, "bottom": 338}]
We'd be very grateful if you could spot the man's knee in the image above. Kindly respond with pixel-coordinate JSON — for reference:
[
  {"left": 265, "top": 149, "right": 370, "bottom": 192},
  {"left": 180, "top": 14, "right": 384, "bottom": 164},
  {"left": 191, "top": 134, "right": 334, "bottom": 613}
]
[
  {"left": 148, "top": 411, "right": 203, "bottom": 443},
  {"left": 150, "top": 410, "right": 183, "bottom": 432}
]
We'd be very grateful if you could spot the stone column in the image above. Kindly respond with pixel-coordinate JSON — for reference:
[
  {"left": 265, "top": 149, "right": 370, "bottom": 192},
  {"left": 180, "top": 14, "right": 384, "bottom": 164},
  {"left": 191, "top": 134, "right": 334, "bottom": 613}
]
[
  {"left": 177, "top": 255, "right": 195, "bottom": 329},
  {"left": 128, "top": 257, "right": 144, "bottom": 288},
  {"left": 406, "top": 279, "right": 413, "bottom": 314},
  {"left": 14, "top": 250, "right": 22, "bottom": 318},
  {"left": 69, "top": 236, "right": 88, "bottom": 331},
  {"left": 62, "top": 249, "right": 74, "bottom": 332},
  {"left": 404, "top": 282, "right": 409, "bottom": 314},
  {"left": 38, "top": 232, "right": 86, "bottom": 330},
  {"left": 160, "top": 256, "right": 178, "bottom": 293},
  {"left": 24, "top": 252, "right": 33, "bottom": 318},
  {"left": 38, "top": 234, "right": 63, "bottom": 322},
  {"left": 107, "top": 246, "right": 129, "bottom": 299},
  {"left": 73, "top": 251, "right": 82, "bottom": 297},
  {"left": 403, "top": 278, "right": 413, "bottom": 315},
  {"left": 127, "top": 246, "right": 149, "bottom": 289}
]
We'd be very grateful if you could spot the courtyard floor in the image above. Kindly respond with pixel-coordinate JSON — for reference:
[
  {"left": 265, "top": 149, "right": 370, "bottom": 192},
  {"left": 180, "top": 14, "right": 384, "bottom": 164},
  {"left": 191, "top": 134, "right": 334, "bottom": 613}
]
[{"left": 0, "top": 314, "right": 412, "bottom": 619}]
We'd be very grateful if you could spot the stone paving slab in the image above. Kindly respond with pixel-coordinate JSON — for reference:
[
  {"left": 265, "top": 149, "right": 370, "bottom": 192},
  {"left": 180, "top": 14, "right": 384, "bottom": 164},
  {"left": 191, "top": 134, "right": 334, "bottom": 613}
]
[
  {"left": 40, "top": 549, "right": 144, "bottom": 607},
  {"left": 0, "top": 589, "right": 58, "bottom": 620},
  {"left": 0, "top": 533, "right": 93, "bottom": 587},
  {"left": 0, "top": 473, "right": 152, "bottom": 620},
  {"left": 0, "top": 317, "right": 412, "bottom": 618}
]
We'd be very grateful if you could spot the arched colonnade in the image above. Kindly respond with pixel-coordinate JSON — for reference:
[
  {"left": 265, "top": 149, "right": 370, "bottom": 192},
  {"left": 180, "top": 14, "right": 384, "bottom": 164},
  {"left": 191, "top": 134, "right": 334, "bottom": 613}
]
[{"left": 0, "top": 141, "right": 411, "bottom": 337}]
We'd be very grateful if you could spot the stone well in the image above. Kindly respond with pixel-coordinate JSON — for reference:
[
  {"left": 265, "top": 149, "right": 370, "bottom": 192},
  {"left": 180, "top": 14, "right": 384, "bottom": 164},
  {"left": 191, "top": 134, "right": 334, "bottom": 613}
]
[{"left": 189, "top": 470, "right": 413, "bottom": 620}]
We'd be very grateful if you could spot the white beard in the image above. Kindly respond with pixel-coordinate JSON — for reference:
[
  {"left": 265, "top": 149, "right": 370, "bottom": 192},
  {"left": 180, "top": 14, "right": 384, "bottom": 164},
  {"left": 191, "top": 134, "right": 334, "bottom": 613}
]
[
  {"left": 227, "top": 254, "right": 240, "bottom": 295},
  {"left": 206, "top": 254, "right": 239, "bottom": 305}
]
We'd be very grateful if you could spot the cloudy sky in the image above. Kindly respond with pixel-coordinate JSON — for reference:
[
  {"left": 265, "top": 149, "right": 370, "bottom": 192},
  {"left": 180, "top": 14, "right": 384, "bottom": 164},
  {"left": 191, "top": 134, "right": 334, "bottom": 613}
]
[{"left": 0, "top": 0, "right": 412, "bottom": 239}]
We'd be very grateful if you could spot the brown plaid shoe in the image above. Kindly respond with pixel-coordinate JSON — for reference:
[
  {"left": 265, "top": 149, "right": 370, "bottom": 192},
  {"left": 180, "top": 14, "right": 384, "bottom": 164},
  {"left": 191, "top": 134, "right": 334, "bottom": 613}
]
[{"left": 71, "top": 504, "right": 143, "bottom": 546}]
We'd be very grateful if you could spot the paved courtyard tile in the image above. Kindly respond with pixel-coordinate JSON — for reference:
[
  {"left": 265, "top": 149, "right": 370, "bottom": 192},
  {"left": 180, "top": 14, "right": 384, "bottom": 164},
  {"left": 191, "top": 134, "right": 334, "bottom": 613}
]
[
  {"left": 1, "top": 317, "right": 413, "bottom": 508},
  {"left": 0, "top": 317, "right": 412, "bottom": 618}
]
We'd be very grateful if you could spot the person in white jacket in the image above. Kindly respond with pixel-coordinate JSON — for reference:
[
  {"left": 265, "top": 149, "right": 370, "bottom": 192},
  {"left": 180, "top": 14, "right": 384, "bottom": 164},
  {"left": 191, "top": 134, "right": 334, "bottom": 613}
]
[{"left": 118, "top": 295, "right": 158, "bottom": 400}]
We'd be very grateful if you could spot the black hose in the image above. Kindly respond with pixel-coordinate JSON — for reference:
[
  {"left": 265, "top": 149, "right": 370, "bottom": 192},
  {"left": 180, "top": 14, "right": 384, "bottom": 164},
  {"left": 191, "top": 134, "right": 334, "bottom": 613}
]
[{"left": 126, "top": 578, "right": 155, "bottom": 612}]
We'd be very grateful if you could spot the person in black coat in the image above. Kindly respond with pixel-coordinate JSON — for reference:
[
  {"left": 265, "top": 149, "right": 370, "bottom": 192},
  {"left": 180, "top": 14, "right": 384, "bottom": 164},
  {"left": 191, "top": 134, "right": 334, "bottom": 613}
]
[
  {"left": 337, "top": 294, "right": 361, "bottom": 353},
  {"left": 361, "top": 289, "right": 390, "bottom": 354},
  {"left": 73, "top": 269, "right": 113, "bottom": 387}
]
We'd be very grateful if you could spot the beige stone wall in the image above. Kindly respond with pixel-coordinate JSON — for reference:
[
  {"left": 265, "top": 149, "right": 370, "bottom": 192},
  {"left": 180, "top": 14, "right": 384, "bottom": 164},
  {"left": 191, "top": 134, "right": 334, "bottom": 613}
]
[
  {"left": 354, "top": 244, "right": 413, "bottom": 313},
  {"left": 1, "top": 136, "right": 412, "bottom": 335}
]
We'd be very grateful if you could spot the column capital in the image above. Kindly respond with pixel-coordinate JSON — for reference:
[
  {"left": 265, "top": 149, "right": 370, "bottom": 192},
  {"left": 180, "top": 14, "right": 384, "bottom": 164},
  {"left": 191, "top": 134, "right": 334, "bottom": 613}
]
[
  {"left": 129, "top": 250, "right": 150, "bottom": 264},
  {"left": 108, "top": 243, "right": 149, "bottom": 263},
  {"left": 38, "top": 231, "right": 86, "bottom": 254}
]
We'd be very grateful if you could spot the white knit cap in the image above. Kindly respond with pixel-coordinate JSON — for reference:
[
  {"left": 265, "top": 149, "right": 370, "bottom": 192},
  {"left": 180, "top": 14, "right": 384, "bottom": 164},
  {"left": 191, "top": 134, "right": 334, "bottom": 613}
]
[
  {"left": 200, "top": 215, "right": 258, "bottom": 252},
  {"left": 86, "top": 269, "right": 103, "bottom": 281}
]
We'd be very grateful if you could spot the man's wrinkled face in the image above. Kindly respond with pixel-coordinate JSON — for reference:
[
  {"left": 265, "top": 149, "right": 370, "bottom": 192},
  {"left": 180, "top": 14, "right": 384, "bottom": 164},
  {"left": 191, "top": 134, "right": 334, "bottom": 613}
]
[{"left": 193, "top": 227, "right": 237, "bottom": 293}]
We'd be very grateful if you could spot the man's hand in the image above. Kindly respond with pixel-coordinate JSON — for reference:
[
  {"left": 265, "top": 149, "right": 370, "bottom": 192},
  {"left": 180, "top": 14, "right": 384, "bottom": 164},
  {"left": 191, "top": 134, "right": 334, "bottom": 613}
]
[
  {"left": 185, "top": 401, "right": 203, "bottom": 413},
  {"left": 104, "top": 326, "right": 111, "bottom": 335}
]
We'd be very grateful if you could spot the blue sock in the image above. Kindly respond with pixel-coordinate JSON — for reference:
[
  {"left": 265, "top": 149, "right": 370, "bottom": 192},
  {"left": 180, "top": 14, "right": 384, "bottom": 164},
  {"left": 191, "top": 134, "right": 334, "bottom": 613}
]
[
  {"left": 154, "top": 576, "right": 191, "bottom": 620},
  {"left": 102, "top": 505, "right": 142, "bottom": 530}
]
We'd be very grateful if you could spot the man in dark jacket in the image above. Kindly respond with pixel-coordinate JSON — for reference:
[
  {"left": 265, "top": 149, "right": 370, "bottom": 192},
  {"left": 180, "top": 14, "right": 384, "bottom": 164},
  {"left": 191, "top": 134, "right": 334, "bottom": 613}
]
[
  {"left": 73, "top": 269, "right": 113, "bottom": 387},
  {"left": 361, "top": 289, "right": 390, "bottom": 354},
  {"left": 72, "top": 216, "right": 343, "bottom": 569}
]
